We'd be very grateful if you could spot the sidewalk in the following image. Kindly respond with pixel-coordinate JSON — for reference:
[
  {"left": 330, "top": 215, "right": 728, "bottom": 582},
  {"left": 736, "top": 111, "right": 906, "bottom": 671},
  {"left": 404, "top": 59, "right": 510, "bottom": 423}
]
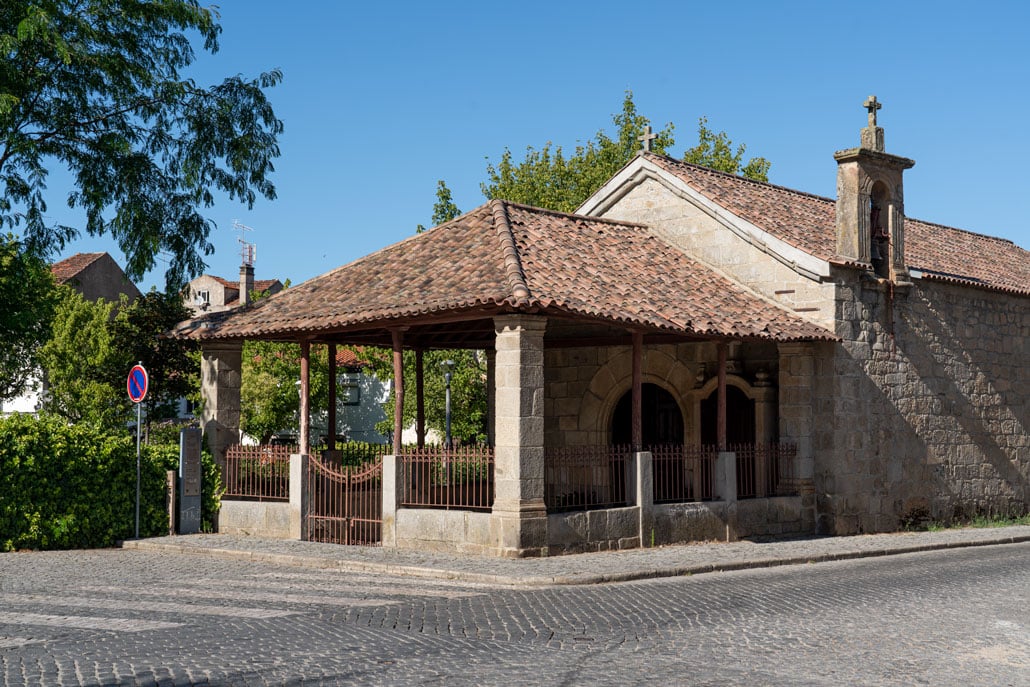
[{"left": 121, "top": 525, "right": 1030, "bottom": 587}]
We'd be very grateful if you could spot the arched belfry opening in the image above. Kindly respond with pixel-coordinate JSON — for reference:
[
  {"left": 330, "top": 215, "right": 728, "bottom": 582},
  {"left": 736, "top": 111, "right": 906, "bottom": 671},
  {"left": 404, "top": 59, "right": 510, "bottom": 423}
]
[
  {"left": 611, "top": 383, "right": 684, "bottom": 446},
  {"left": 869, "top": 181, "right": 891, "bottom": 278}
]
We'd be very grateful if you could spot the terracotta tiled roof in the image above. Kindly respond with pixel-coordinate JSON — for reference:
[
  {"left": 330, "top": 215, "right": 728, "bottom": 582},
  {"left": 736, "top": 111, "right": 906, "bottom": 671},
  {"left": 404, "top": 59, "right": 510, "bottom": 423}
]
[
  {"left": 174, "top": 200, "right": 834, "bottom": 343},
  {"left": 645, "top": 153, "right": 1030, "bottom": 296},
  {"left": 209, "top": 276, "right": 280, "bottom": 291},
  {"left": 51, "top": 252, "right": 106, "bottom": 283}
]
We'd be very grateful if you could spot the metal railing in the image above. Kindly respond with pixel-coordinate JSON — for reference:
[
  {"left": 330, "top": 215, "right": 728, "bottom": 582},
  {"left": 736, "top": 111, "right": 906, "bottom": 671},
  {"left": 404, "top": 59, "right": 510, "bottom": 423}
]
[
  {"left": 399, "top": 445, "right": 494, "bottom": 511},
  {"left": 651, "top": 444, "right": 717, "bottom": 503},
  {"left": 306, "top": 454, "right": 382, "bottom": 546},
  {"left": 733, "top": 443, "right": 799, "bottom": 498},
  {"left": 222, "top": 444, "right": 292, "bottom": 501},
  {"left": 545, "top": 445, "right": 631, "bottom": 513}
]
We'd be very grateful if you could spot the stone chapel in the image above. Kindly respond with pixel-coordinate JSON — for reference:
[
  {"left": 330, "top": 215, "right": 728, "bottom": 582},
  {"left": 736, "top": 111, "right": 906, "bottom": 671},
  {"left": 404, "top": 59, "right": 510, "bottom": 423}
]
[{"left": 177, "top": 98, "right": 1028, "bottom": 556}]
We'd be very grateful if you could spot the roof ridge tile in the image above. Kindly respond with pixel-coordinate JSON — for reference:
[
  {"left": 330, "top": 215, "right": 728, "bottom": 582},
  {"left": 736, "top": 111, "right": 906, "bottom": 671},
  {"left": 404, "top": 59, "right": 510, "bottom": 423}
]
[{"left": 490, "top": 199, "right": 531, "bottom": 305}]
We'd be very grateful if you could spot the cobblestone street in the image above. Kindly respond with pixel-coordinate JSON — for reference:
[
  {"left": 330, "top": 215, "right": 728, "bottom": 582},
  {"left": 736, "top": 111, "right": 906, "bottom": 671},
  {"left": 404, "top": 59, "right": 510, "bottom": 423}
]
[{"left": 1, "top": 541, "right": 1027, "bottom": 686}]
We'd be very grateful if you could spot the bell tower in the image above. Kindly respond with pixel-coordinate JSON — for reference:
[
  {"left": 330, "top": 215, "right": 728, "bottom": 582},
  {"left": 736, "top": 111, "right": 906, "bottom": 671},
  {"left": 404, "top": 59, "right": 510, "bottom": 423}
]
[{"left": 834, "top": 96, "right": 915, "bottom": 281}]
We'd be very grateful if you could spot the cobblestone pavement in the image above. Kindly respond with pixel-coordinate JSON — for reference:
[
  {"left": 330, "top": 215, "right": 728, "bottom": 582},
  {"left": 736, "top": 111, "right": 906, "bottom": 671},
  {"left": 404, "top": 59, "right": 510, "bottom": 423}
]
[{"left": 1, "top": 539, "right": 1027, "bottom": 685}]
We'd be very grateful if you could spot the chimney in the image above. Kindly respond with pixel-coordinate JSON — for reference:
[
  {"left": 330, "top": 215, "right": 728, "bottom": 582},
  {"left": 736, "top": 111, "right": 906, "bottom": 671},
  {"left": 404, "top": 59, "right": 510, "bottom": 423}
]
[
  {"left": 239, "top": 263, "right": 255, "bottom": 307},
  {"left": 833, "top": 96, "right": 915, "bottom": 281}
]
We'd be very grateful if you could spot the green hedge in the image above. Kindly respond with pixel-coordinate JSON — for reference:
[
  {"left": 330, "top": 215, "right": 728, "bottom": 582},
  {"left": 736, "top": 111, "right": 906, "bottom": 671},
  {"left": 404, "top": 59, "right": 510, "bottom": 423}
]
[{"left": 0, "top": 414, "right": 220, "bottom": 551}]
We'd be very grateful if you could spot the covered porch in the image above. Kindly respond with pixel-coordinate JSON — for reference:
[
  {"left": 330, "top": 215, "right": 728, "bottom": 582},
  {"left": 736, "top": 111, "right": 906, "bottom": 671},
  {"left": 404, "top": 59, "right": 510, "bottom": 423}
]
[{"left": 177, "top": 200, "right": 833, "bottom": 556}]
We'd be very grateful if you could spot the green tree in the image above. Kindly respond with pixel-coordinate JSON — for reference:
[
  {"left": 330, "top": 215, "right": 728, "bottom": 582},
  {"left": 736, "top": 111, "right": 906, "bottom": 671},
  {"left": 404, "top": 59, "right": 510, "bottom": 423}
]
[
  {"left": 481, "top": 91, "right": 675, "bottom": 213},
  {"left": 37, "top": 286, "right": 198, "bottom": 429},
  {"left": 365, "top": 348, "right": 487, "bottom": 445},
  {"left": 0, "top": 234, "right": 57, "bottom": 401},
  {"left": 38, "top": 287, "right": 125, "bottom": 425},
  {"left": 479, "top": 92, "right": 770, "bottom": 214},
  {"left": 106, "top": 290, "right": 199, "bottom": 426},
  {"left": 416, "top": 180, "right": 462, "bottom": 233},
  {"left": 683, "top": 116, "right": 770, "bottom": 181},
  {"left": 240, "top": 340, "right": 329, "bottom": 444},
  {"left": 0, "top": 1, "right": 283, "bottom": 288}
]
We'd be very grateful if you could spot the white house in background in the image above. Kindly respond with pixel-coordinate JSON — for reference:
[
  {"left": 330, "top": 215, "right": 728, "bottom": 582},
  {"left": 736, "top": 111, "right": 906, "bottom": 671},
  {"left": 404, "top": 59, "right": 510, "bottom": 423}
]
[
  {"left": 1, "top": 252, "right": 141, "bottom": 415},
  {"left": 313, "top": 347, "right": 390, "bottom": 446}
]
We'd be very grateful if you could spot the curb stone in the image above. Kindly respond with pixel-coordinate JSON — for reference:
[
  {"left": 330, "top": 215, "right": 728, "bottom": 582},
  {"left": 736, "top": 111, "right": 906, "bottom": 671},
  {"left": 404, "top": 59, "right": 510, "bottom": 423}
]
[{"left": 120, "top": 529, "right": 1030, "bottom": 587}]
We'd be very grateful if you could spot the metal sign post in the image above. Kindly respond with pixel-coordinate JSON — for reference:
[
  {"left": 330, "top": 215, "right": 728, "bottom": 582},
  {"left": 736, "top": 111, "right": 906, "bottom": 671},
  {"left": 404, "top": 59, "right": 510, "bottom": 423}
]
[{"left": 127, "top": 363, "right": 148, "bottom": 539}]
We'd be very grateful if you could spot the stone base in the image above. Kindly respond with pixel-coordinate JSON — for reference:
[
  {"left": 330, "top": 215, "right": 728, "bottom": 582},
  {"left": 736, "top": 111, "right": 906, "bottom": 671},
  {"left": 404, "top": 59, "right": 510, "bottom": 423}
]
[{"left": 218, "top": 500, "right": 292, "bottom": 538}]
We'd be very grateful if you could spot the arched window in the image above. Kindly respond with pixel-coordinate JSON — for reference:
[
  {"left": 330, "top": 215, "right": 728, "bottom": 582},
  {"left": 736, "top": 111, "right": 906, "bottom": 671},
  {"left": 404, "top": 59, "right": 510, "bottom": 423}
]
[{"left": 610, "top": 383, "right": 684, "bottom": 446}]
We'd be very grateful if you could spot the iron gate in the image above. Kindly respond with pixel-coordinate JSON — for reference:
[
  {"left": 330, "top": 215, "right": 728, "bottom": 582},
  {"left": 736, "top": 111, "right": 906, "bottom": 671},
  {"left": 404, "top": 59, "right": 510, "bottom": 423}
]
[{"left": 305, "top": 454, "right": 382, "bottom": 545}]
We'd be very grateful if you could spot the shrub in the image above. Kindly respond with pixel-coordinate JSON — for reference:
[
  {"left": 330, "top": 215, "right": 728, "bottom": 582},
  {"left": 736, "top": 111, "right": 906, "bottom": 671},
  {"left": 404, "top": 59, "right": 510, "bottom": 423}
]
[{"left": 0, "top": 414, "right": 220, "bottom": 551}]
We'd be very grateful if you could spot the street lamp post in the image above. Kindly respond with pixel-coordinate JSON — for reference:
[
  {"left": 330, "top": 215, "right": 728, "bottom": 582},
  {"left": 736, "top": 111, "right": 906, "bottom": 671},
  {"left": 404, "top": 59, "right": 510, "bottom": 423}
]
[
  {"left": 440, "top": 359, "right": 455, "bottom": 485},
  {"left": 441, "top": 359, "right": 455, "bottom": 449}
]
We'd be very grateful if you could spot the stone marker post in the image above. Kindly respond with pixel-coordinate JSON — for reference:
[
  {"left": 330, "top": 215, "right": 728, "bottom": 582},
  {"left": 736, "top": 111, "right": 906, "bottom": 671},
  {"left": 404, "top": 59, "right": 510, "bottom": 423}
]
[{"left": 179, "top": 428, "right": 203, "bottom": 534}]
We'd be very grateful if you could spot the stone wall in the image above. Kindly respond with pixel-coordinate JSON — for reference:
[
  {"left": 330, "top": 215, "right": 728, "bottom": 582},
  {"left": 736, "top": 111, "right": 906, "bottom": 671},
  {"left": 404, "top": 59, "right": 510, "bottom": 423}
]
[
  {"left": 395, "top": 509, "right": 494, "bottom": 555},
  {"left": 815, "top": 275, "right": 1029, "bottom": 533},
  {"left": 547, "top": 507, "right": 640, "bottom": 554},
  {"left": 544, "top": 342, "right": 779, "bottom": 448}
]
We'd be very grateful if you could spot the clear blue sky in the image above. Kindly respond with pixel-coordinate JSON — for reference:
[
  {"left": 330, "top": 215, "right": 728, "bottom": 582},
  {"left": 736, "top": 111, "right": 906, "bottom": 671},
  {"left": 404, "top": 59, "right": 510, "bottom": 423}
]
[{"left": 51, "top": 0, "right": 1030, "bottom": 291}]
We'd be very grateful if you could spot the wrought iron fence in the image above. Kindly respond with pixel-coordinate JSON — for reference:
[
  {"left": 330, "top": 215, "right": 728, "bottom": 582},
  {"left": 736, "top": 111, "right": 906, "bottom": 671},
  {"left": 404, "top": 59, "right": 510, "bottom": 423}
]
[
  {"left": 650, "top": 444, "right": 717, "bottom": 503},
  {"left": 733, "top": 443, "right": 799, "bottom": 498},
  {"left": 222, "top": 444, "right": 292, "bottom": 501},
  {"left": 306, "top": 454, "right": 382, "bottom": 546},
  {"left": 399, "top": 445, "right": 494, "bottom": 511},
  {"left": 545, "top": 445, "right": 631, "bottom": 513}
]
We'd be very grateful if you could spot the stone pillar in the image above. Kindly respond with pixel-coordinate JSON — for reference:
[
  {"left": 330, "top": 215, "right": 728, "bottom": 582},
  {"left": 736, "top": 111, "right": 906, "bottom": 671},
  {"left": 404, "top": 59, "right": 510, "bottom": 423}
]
[
  {"left": 381, "top": 453, "right": 397, "bottom": 547},
  {"left": 778, "top": 342, "right": 816, "bottom": 486},
  {"left": 753, "top": 381, "right": 777, "bottom": 498},
  {"left": 490, "top": 315, "right": 548, "bottom": 557},
  {"left": 289, "top": 453, "right": 309, "bottom": 540},
  {"left": 200, "top": 341, "right": 242, "bottom": 473},
  {"left": 716, "top": 451, "right": 737, "bottom": 502},
  {"left": 634, "top": 451, "right": 653, "bottom": 547}
]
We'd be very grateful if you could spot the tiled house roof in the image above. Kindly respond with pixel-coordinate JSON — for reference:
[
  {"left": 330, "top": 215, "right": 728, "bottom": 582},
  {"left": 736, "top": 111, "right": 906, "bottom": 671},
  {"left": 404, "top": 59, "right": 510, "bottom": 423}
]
[
  {"left": 174, "top": 200, "right": 834, "bottom": 343},
  {"left": 209, "top": 276, "right": 282, "bottom": 305},
  {"left": 51, "top": 252, "right": 105, "bottom": 283},
  {"left": 645, "top": 154, "right": 1030, "bottom": 296}
]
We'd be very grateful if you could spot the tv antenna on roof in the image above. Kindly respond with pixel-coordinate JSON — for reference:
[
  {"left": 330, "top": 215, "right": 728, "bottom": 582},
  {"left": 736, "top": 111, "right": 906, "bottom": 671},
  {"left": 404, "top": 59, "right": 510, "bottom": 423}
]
[{"left": 233, "top": 219, "right": 256, "bottom": 267}]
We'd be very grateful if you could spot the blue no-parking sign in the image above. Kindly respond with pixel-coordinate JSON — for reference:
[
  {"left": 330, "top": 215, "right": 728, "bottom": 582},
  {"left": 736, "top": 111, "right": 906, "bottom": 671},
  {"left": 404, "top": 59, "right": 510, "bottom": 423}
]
[{"left": 127, "top": 364, "right": 148, "bottom": 403}]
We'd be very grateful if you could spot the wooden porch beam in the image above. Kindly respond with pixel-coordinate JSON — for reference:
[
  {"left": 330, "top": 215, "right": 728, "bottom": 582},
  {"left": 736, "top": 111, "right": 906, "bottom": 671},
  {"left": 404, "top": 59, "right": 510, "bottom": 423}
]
[
  {"left": 631, "top": 330, "right": 643, "bottom": 451},
  {"left": 327, "top": 343, "right": 337, "bottom": 452},
  {"left": 416, "top": 348, "right": 425, "bottom": 449},
  {"left": 391, "top": 328, "right": 406, "bottom": 454},
  {"left": 299, "top": 340, "right": 311, "bottom": 455},
  {"left": 717, "top": 341, "right": 727, "bottom": 451}
]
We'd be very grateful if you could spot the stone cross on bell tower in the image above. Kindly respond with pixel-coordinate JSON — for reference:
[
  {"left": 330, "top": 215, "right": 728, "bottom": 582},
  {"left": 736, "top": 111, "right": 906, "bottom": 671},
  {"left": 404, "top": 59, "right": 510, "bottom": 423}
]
[{"left": 861, "top": 95, "right": 885, "bottom": 152}]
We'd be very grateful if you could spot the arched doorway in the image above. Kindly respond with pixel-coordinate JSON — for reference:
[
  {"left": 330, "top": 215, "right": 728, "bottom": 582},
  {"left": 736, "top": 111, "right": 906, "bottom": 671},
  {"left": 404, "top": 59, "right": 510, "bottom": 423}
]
[
  {"left": 611, "top": 383, "right": 684, "bottom": 446},
  {"left": 700, "top": 385, "right": 755, "bottom": 446}
]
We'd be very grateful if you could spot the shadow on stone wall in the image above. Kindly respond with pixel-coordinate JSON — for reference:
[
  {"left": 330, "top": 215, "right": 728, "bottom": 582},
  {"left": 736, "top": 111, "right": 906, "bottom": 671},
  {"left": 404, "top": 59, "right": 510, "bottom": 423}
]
[{"left": 895, "top": 285, "right": 1028, "bottom": 519}]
